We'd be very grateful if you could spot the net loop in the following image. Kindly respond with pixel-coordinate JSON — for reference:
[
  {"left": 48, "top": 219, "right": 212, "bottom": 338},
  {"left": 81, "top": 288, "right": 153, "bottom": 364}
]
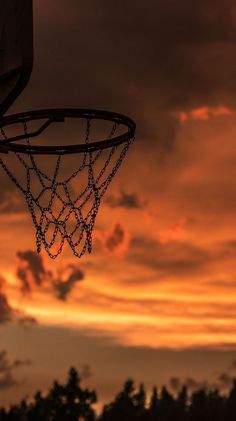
[{"left": 0, "top": 111, "right": 135, "bottom": 258}]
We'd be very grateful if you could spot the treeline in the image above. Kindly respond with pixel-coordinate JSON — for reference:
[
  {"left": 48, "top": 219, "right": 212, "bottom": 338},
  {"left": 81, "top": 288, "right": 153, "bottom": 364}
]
[{"left": 0, "top": 367, "right": 236, "bottom": 420}]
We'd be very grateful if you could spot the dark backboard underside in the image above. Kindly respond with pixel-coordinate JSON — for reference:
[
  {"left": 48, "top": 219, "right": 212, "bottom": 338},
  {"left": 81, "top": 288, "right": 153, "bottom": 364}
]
[{"left": 0, "top": 0, "right": 33, "bottom": 116}]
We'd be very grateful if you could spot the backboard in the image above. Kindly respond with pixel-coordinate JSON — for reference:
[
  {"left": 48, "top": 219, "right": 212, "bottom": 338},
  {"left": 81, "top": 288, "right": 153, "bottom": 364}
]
[{"left": 0, "top": 0, "right": 33, "bottom": 116}]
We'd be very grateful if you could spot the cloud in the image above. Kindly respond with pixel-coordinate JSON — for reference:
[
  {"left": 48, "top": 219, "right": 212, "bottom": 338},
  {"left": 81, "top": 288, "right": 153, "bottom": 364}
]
[
  {"left": 169, "top": 377, "right": 182, "bottom": 392},
  {"left": 0, "top": 291, "right": 13, "bottom": 324},
  {"left": 16, "top": 267, "right": 31, "bottom": 294},
  {"left": 79, "top": 0, "right": 236, "bottom": 113},
  {"left": 26, "top": 0, "right": 236, "bottom": 163},
  {"left": 169, "top": 376, "right": 209, "bottom": 393},
  {"left": 158, "top": 218, "right": 188, "bottom": 244},
  {"left": 177, "top": 106, "right": 234, "bottom": 123},
  {"left": 0, "top": 279, "right": 14, "bottom": 324},
  {"left": 129, "top": 236, "right": 210, "bottom": 278},
  {"left": 104, "top": 224, "right": 130, "bottom": 256},
  {"left": 16, "top": 250, "right": 51, "bottom": 293},
  {"left": 53, "top": 266, "right": 84, "bottom": 301},
  {"left": 214, "top": 361, "right": 236, "bottom": 390},
  {"left": 16, "top": 250, "right": 85, "bottom": 301},
  {"left": 0, "top": 350, "right": 31, "bottom": 390},
  {"left": 185, "top": 377, "right": 208, "bottom": 391},
  {"left": 0, "top": 277, "right": 38, "bottom": 326},
  {"left": 106, "top": 190, "right": 144, "bottom": 209},
  {"left": 5, "top": 0, "right": 234, "bottom": 195},
  {"left": 217, "top": 372, "right": 234, "bottom": 389},
  {"left": 169, "top": 376, "right": 211, "bottom": 393},
  {"left": 168, "top": 360, "right": 236, "bottom": 394},
  {"left": 2, "top": 0, "right": 236, "bottom": 356},
  {"left": 94, "top": 224, "right": 130, "bottom": 256},
  {"left": 80, "top": 364, "right": 93, "bottom": 380},
  {"left": 17, "top": 251, "right": 47, "bottom": 286}
]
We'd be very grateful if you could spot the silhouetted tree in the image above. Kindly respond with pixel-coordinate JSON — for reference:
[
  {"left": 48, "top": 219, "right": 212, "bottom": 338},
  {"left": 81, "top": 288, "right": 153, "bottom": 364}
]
[
  {"left": 156, "top": 386, "right": 175, "bottom": 420},
  {"left": 147, "top": 386, "right": 159, "bottom": 420},
  {"left": 133, "top": 383, "right": 146, "bottom": 419},
  {"left": 175, "top": 386, "right": 188, "bottom": 421},
  {"left": 100, "top": 379, "right": 136, "bottom": 421},
  {"left": 0, "top": 409, "right": 7, "bottom": 421},
  {"left": 2, "top": 368, "right": 236, "bottom": 420},
  {"left": 188, "top": 389, "right": 208, "bottom": 421},
  {"left": 47, "top": 367, "right": 97, "bottom": 421},
  {"left": 28, "top": 390, "right": 49, "bottom": 420},
  {"left": 207, "top": 389, "right": 225, "bottom": 421},
  {"left": 225, "top": 379, "right": 236, "bottom": 421},
  {"left": 27, "top": 367, "right": 96, "bottom": 421}
]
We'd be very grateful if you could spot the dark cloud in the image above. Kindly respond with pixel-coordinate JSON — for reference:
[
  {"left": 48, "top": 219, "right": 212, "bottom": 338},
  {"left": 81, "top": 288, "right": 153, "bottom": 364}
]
[
  {"left": 16, "top": 250, "right": 50, "bottom": 293},
  {"left": 53, "top": 266, "right": 84, "bottom": 301},
  {"left": 185, "top": 377, "right": 208, "bottom": 391},
  {"left": 169, "top": 376, "right": 209, "bottom": 393},
  {"left": 129, "top": 236, "right": 210, "bottom": 278},
  {"left": 226, "top": 240, "right": 236, "bottom": 249},
  {"left": 169, "top": 377, "right": 181, "bottom": 392},
  {"left": 0, "top": 291, "right": 13, "bottom": 324},
  {"left": 100, "top": 0, "right": 236, "bottom": 110},
  {"left": 217, "top": 372, "right": 234, "bottom": 389},
  {"left": 168, "top": 360, "right": 236, "bottom": 394},
  {"left": 0, "top": 279, "right": 14, "bottom": 324},
  {"left": 80, "top": 364, "right": 93, "bottom": 380},
  {"left": 53, "top": 2, "right": 235, "bottom": 109},
  {"left": 33, "top": 0, "right": 236, "bottom": 108},
  {"left": 16, "top": 250, "right": 85, "bottom": 300},
  {"left": 0, "top": 277, "right": 37, "bottom": 326},
  {"left": 214, "top": 360, "right": 236, "bottom": 389},
  {"left": 17, "top": 250, "right": 46, "bottom": 285},
  {"left": 0, "top": 350, "right": 31, "bottom": 390},
  {"left": 16, "top": 267, "right": 31, "bottom": 294},
  {"left": 218, "top": 240, "right": 236, "bottom": 261},
  {"left": 105, "top": 224, "right": 127, "bottom": 253},
  {"left": 106, "top": 190, "right": 144, "bottom": 209},
  {"left": 15, "top": 0, "right": 236, "bottom": 164}
]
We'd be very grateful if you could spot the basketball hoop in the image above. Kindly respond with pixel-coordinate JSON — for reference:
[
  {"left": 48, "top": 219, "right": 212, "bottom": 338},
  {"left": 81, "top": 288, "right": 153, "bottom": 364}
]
[
  {"left": 0, "top": 1, "right": 136, "bottom": 260},
  {"left": 0, "top": 108, "right": 135, "bottom": 259}
]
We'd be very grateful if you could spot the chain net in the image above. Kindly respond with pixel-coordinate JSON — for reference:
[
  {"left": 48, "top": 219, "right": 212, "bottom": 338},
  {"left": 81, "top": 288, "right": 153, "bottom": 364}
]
[{"left": 0, "top": 119, "right": 133, "bottom": 259}]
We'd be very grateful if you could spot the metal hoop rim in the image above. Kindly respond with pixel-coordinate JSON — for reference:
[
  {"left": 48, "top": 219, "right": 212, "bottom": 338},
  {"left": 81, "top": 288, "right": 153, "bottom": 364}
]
[{"left": 0, "top": 108, "right": 136, "bottom": 155}]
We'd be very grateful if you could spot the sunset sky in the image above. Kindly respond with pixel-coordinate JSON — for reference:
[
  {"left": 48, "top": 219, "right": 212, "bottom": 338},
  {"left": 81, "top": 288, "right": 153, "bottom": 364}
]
[{"left": 1, "top": 0, "right": 236, "bottom": 410}]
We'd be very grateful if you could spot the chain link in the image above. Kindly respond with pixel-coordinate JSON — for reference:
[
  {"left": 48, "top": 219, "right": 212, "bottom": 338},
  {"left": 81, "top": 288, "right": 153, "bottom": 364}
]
[{"left": 0, "top": 119, "right": 134, "bottom": 259}]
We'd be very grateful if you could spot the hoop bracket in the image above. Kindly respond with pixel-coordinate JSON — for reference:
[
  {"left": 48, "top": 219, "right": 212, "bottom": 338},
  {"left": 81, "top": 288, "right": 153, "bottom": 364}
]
[{"left": 0, "top": 117, "right": 65, "bottom": 144}]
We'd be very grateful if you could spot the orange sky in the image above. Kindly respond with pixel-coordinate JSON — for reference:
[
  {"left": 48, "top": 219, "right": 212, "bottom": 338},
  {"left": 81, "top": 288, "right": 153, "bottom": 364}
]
[
  {"left": 1, "top": 0, "right": 236, "bottom": 410},
  {"left": 2, "top": 106, "right": 236, "bottom": 349},
  {"left": 2, "top": 107, "right": 236, "bottom": 407}
]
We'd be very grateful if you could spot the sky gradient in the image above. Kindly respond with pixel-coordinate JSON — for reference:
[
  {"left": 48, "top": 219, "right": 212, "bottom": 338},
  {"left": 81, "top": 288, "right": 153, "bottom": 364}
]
[{"left": 1, "top": 0, "right": 236, "bottom": 410}]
